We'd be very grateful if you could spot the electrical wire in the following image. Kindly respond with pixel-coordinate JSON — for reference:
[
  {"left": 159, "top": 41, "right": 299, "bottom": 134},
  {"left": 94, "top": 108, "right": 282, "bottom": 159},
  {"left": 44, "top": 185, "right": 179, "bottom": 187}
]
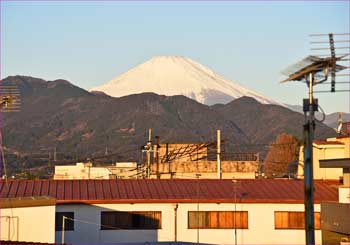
[
  {"left": 314, "top": 90, "right": 350, "bottom": 93},
  {"left": 315, "top": 104, "right": 326, "bottom": 123},
  {"left": 64, "top": 216, "right": 123, "bottom": 230}
]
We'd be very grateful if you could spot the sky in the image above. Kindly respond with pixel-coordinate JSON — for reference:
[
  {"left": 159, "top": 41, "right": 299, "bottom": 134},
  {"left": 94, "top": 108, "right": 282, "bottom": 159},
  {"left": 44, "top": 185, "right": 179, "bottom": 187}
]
[{"left": 1, "top": 1, "right": 349, "bottom": 113}]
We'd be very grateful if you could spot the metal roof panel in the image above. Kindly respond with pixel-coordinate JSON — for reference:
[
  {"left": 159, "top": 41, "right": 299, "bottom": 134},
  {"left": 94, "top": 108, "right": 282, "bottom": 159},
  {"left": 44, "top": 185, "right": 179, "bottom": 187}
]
[{"left": 0, "top": 179, "right": 339, "bottom": 204}]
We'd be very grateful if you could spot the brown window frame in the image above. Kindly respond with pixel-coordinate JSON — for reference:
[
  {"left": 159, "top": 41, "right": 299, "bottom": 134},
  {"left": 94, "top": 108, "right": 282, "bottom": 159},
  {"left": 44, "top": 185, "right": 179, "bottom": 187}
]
[
  {"left": 101, "top": 211, "right": 162, "bottom": 230},
  {"left": 55, "top": 212, "right": 74, "bottom": 231},
  {"left": 274, "top": 211, "right": 321, "bottom": 230},
  {"left": 188, "top": 211, "right": 248, "bottom": 229}
]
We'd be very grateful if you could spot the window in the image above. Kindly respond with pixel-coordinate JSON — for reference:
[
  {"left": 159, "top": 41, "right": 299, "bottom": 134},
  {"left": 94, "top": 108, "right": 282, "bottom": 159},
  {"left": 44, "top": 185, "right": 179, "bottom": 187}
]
[
  {"left": 274, "top": 211, "right": 320, "bottom": 229},
  {"left": 101, "top": 211, "right": 161, "bottom": 230},
  {"left": 56, "top": 212, "right": 74, "bottom": 231},
  {"left": 188, "top": 211, "right": 248, "bottom": 229}
]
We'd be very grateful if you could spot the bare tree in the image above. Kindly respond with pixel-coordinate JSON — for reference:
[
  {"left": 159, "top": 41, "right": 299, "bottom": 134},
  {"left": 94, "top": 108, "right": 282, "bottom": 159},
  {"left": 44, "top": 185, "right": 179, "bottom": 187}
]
[{"left": 264, "top": 133, "right": 299, "bottom": 178}]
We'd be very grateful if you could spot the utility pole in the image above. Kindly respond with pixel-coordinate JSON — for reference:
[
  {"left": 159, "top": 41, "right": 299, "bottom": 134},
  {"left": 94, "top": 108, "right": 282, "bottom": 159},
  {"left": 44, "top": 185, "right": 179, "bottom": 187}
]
[
  {"left": 154, "top": 136, "right": 160, "bottom": 179},
  {"left": 232, "top": 179, "right": 239, "bottom": 245},
  {"left": 196, "top": 173, "right": 201, "bottom": 243},
  {"left": 54, "top": 147, "right": 57, "bottom": 162},
  {"left": 303, "top": 72, "right": 316, "bottom": 245},
  {"left": 141, "top": 128, "right": 153, "bottom": 178},
  {"left": 281, "top": 33, "right": 347, "bottom": 244},
  {"left": 61, "top": 215, "right": 66, "bottom": 245},
  {"left": 217, "top": 130, "right": 222, "bottom": 179}
]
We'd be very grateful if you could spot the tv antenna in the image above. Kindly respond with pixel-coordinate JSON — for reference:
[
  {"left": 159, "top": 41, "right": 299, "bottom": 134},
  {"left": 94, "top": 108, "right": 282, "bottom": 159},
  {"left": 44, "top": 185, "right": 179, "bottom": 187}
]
[
  {"left": 281, "top": 33, "right": 348, "bottom": 245},
  {"left": 308, "top": 33, "right": 350, "bottom": 93},
  {"left": 0, "top": 85, "right": 21, "bottom": 112}
]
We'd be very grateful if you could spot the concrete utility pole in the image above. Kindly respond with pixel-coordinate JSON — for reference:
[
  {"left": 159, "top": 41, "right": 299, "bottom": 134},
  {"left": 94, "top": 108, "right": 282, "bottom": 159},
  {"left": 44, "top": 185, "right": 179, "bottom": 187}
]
[
  {"left": 155, "top": 136, "right": 160, "bottom": 179},
  {"left": 304, "top": 72, "right": 316, "bottom": 244},
  {"left": 217, "top": 130, "right": 222, "bottom": 179},
  {"left": 281, "top": 34, "right": 347, "bottom": 244},
  {"left": 147, "top": 128, "right": 152, "bottom": 178},
  {"left": 61, "top": 216, "right": 66, "bottom": 245},
  {"left": 232, "top": 179, "right": 239, "bottom": 245},
  {"left": 196, "top": 173, "right": 201, "bottom": 243},
  {"left": 54, "top": 147, "right": 57, "bottom": 162}
]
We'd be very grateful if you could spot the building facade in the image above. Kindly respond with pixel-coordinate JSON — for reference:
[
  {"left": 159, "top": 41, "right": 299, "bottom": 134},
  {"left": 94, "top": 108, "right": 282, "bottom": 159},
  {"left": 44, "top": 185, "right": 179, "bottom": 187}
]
[
  {"left": 298, "top": 137, "right": 350, "bottom": 180},
  {"left": 0, "top": 197, "right": 56, "bottom": 243},
  {"left": 0, "top": 179, "right": 339, "bottom": 244}
]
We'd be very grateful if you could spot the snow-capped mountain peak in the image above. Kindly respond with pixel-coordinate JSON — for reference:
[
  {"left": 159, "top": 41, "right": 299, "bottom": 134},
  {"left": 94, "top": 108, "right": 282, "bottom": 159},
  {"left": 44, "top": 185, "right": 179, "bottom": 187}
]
[{"left": 90, "top": 56, "right": 282, "bottom": 105}]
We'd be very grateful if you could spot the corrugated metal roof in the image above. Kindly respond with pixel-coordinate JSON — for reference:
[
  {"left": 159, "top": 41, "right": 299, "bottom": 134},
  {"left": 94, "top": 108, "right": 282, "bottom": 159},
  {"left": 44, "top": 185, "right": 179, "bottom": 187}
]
[{"left": 0, "top": 179, "right": 338, "bottom": 204}]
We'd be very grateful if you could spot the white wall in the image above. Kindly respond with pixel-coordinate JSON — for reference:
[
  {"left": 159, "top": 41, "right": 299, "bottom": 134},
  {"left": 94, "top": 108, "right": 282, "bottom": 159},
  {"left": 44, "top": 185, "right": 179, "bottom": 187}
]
[
  {"left": 177, "top": 203, "right": 321, "bottom": 245},
  {"left": 339, "top": 187, "right": 350, "bottom": 203},
  {"left": 55, "top": 202, "right": 321, "bottom": 245},
  {"left": 298, "top": 143, "right": 344, "bottom": 180},
  {"left": 0, "top": 205, "right": 55, "bottom": 243},
  {"left": 55, "top": 203, "right": 175, "bottom": 244}
]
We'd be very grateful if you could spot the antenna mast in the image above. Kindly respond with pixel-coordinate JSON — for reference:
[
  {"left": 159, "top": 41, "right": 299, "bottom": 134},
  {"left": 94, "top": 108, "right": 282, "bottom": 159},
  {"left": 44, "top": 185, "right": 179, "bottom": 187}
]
[{"left": 281, "top": 33, "right": 348, "bottom": 245}]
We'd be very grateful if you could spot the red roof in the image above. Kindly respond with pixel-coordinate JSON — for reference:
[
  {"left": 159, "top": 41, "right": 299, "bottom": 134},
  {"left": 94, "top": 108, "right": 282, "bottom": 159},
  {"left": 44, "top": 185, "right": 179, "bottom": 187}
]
[{"left": 0, "top": 179, "right": 338, "bottom": 204}]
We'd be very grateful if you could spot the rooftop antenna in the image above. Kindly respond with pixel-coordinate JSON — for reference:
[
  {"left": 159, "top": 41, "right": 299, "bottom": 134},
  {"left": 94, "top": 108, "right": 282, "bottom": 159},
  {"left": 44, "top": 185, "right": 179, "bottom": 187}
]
[
  {"left": 308, "top": 33, "right": 350, "bottom": 93},
  {"left": 337, "top": 113, "right": 343, "bottom": 134},
  {"left": 281, "top": 33, "right": 348, "bottom": 245},
  {"left": 0, "top": 85, "right": 21, "bottom": 178},
  {"left": 0, "top": 85, "right": 21, "bottom": 112}
]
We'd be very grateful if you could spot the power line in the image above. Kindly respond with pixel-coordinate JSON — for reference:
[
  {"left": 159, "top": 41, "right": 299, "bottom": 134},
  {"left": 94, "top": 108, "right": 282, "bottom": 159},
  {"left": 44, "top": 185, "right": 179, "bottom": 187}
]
[
  {"left": 64, "top": 216, "right": 123, "bottom": 230},
  {"left": 313, "top": 90, "right": 350, "bottom": 93},
  {"left": 310, "top": 33, "right": 350, "bottom": 36}
]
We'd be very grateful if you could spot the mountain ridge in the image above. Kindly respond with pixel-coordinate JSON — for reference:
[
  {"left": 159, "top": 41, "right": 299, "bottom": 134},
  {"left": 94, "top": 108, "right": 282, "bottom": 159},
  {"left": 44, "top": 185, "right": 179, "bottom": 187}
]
[{"left": 1, "top": 75, "right": 336, "bottom": 175}]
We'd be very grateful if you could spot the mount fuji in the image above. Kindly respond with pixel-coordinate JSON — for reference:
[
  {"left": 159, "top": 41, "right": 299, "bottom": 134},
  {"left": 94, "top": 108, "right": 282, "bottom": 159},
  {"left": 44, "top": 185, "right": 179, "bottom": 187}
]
[{"left": 90, "top": 56, "right": 282, "bottom": 106}]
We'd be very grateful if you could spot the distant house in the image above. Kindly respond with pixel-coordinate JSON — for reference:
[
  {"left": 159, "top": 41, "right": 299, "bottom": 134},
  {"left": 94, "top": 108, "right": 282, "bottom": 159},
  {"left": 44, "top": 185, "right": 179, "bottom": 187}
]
[
  {"left": 298, "top": 136, "right": 350, "bottom": 180},
  {"left": 54, "top": 162, "right": 114, "bottom": 180},
  {"left": 152, "top": 143, "right": 259, "bottom": 179},
  {"left": 0, "top": 179, "right": 339, "bottom": 245}
]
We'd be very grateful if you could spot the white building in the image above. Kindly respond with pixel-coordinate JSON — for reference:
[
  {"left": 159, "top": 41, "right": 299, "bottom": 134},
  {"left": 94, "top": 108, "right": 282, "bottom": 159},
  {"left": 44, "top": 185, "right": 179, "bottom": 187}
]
[
  {"left": 0, "top": 179, "right": 339, "bottom": 244},
  {"left": 54, "top": 162, "right": 114, "bottom": 179},
  {"left": 0, "top": 196, "right": 56, "bottom": 243},
  {"left": 298, "top": 137, "right": 350, "bottom": 180}
]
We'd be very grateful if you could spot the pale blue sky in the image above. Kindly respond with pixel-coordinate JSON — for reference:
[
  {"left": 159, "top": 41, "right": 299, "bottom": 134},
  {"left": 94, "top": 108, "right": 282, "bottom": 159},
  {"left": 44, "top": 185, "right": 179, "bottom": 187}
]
[{"left": 1, "top": 1, "right": 349, "bottom": 113}]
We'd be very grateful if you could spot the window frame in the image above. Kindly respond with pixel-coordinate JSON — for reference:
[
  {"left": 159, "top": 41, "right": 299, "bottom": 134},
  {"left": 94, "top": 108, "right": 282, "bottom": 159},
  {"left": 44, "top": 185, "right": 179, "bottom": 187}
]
[
  {"left": 100, "top": 211, "right": 162, "bottom": 230},
  {"left": 188, "top": 211, "right": 248, "bottom": 229},
  {"left": 274, "top": 211, "right": 321, "bottom": 230}
]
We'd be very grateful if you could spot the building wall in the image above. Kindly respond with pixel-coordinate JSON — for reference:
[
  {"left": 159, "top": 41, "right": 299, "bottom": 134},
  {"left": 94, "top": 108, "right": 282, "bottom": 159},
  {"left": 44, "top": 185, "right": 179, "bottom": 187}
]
[
  {"left": 55, "top": 203, "right": 174, "bottom": 244},
  {"left": 0, "top": 205, "right": 55, "bottom": 243},
  {"left": 328, "top": 137, "right": 350, "bottom": 158},
  {"left": 298, "top": 143, "right": 345, "bottom": 180},
  {"left": 55, "top": 202, "right": 321, "bottom": 245},
  {"left": 177, "top": 203, "right": 321, "bottom": 245},
  {"left": 54, "top": 163, "right": 112, "bottom": 179}
]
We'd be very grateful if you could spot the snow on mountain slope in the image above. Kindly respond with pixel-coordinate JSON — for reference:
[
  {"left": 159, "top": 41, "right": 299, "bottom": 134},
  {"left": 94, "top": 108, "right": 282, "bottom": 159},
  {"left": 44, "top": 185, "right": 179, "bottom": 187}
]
[{"left": 90, "top": 56, "right": 282, "bottom": 106}]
